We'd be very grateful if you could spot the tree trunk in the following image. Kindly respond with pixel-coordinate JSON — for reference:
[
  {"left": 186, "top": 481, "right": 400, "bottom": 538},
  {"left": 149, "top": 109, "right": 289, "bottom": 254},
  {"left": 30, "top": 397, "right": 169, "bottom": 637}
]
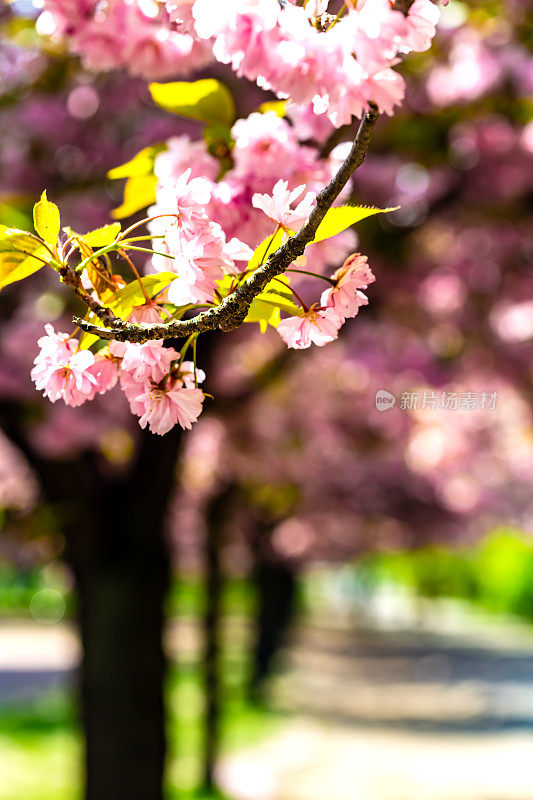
[
  {"left": 0, "top": 403, "right": 182, "bottom": 800},
  {"left": 201, "top": 484, "right": 237, "bottom": 794},
  {"left": 72, "top": 428, "right": 182, "bottom": 800},
  {"left": 250, "top": 530, "right": 297, "bottom": 701}
]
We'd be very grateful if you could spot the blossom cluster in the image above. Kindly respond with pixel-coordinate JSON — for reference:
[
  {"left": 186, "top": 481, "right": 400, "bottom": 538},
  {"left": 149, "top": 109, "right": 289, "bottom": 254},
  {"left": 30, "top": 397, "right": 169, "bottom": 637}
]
[
  {"left": 191, "top": 0, "right": 440, "bottom": 125},
  {"left": 39, "top": 0, "right": 440, "bottom": 125},
  {"left": 151, "top": 110, "right": 357, "bottom": 273},
  {"left": 24, "top": 0, "right": 439, "bottom": 436},
  {"left": 31, "top": 319, "right": 205, "bottom": 435},
  {"left": 277, "top": 252, "right": 375, "bottom": 349},
  {"left": 37, "top": 0, "right": 212, "bottom": 79},
  {"left": 149, "top": 169, "right": 253, "bottom": 305},
  {"left": 30, "top": 164, "right": 375, "bottom": 433}
]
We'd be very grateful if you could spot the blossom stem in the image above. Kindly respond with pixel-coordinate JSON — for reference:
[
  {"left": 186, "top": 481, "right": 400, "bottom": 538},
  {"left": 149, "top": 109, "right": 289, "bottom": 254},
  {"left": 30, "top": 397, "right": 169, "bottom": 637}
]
[
  {"left": 25, "top": 232, "right": 57, "bottom": 261},
  {"left": 286, "top": 268, "right": 337, "bottom": 285},
  {"left": 259, "top": 224, "right": 282, "bottom": 268},
  {"left": 192, "top": 336, "right": 198, "bottom": 388},
  {"left": 120, "top": 235, "right": 166, "bottom": 244},
  {"left": 273, "top": 276, "right": 308, "bottom": 311},
  {"left": 123, "top": 245, "right": 176, "bottom": 259},
  {"left": 118, "top": 249, "right": 150, "bottom": 303},
  {"left": 119, "top": 213, "right": 179, "bottom": 241}
]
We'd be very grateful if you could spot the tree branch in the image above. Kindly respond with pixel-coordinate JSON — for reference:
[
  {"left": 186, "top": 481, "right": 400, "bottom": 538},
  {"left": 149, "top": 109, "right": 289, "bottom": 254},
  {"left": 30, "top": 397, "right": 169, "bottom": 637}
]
[
  {"left": 393, "top": 0, "right": 416, "bottom": 14},
  {"left": 75, "top": 102, "right": 379, "bottom": 343}
]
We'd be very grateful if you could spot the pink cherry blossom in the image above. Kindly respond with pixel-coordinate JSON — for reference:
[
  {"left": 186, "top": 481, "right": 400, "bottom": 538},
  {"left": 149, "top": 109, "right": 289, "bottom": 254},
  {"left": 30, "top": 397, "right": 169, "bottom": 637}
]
[
  {"left": 128, "top": 302, "right": 164, "bottom": 325},
  {"left": 39, "top": 0, "right": 213, "bottom": 79},
  {"left": 178, "top": 360, "right": 206, "bottom": 388},
  {"left": 119, "top": 370, "right": 148, "bottom": 418},
  {"left": 31, "top": 325, "right": 98, "bottom": 406},
  {"left": 277, "top": 307, "right": 341, "bottom": 350},
  {"left": 320, "top": 253, "right": 376, "bottom": 322},
  {"left": 401, "top": 0, "right": 441, "bottom": 54},
  {"left": 137, "top": 384, "right": 205, "bottom": 434},
  {"left": 86, "top": 354, "right": 120, "bottom": 395},
  {"left": 252, "top": 179, "right": 316, "bottom": 231},
  {"left": 120, "top": 342, "right": 178, "bottom": 383}
]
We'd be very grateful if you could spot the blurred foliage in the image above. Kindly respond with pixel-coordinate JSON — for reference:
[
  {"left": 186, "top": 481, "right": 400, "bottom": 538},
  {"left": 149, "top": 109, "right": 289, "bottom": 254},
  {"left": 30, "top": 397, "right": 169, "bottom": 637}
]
[{"left": 355, "top": 529, "right": 533, "bottom": 619}]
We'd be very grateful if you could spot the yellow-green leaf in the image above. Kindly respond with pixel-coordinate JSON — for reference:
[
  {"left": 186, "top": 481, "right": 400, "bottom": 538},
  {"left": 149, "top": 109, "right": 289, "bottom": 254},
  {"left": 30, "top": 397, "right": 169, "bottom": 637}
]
[
  {"left": 258, "top": 100, "right": 287, "bottom": 117},
  {"left": 78, "top": 312, "right": 102, "bottom": 350},
  {"left": 82, "top": 223, "right": 121, "bottom": 247},
  {"left": 245, "top": 274, "right": 299, "bottom": 331},
  {"left": 0, "top": 225, "right": 49, "bottom": 290},
  {"left": 312, "top": 205, "right": 399, "bottom": 244},
  {"left": 247, "top": 229, "right": 285, "bottom": 272},
  {"left": 112, "top": 175, "right": 157, "bottom": 220},
  {"left": 149, "top": 79, "right": 236, "bottom": 126},
  {"left": 107, "top": 144, "right": 165, "bottom": 180},
  {"left": 0, "top": 225, "right": 41, "bottom": 254},
  {"left": 106, "top": 272, "right": 176, "bottom": 319},
  {"left": 33, "top": 190, "right": 60, "bottom": 246},
  {"left": 0, "top": 248, "right": 47, "bottom": 291},
  {"left": 245, "top": 298, "right": 281, "bottom": 332}
]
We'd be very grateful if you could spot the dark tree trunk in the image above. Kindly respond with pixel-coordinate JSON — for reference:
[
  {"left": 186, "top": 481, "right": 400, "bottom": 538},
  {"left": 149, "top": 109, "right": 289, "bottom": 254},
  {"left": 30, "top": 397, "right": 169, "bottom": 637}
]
[
  {"left": 71, "top": 429, "right": 182, "bottom": 800},
  {"left": 200, "top": 483, "right": 237, "bottom": 794},
  {"left": 0, "top": 402, "right": 182, "bottom": 800},
  {"left": 250, "top": 533, "right": 297, "bottom": 700}
]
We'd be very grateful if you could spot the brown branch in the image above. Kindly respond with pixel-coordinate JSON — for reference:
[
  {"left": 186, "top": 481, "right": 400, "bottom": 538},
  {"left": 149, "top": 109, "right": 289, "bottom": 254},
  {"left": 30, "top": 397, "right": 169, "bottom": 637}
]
[
  {"left": 59, "top": 263, "right": 123, "bottom": 329},
  {"left": 392, "top": 0, "right": 416, "bottom": 13},
  {"left": 75, "top": 102, "right": 379, "bottom": 343}
]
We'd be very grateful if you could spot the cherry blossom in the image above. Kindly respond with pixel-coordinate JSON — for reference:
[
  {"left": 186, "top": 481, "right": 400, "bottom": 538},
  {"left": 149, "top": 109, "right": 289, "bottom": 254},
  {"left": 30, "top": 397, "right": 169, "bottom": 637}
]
[
  {"left": 277, "top": 307, "right": 341, "bottom": 350},
  {"left": 120, "top": 342, "right": 178, "bottom": 384},
  {"left": 137, "top": 383, "right": 205, "bottom": 434},
  {"left": 320, "top": 254, "right": 376, "bottom": 323},
  {"left": 31, "top": 324, "right": 99, "bottom": 406},
  {"left": 252, "top": 179, "right": 316, "bottom": 231}
]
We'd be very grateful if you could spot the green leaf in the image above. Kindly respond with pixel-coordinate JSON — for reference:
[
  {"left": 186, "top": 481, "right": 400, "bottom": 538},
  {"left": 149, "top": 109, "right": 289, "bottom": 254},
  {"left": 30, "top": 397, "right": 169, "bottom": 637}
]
[
  {"left": 78, "top": 312, "right": 102, "bottom": 350},
  {"left": 247, "top": 229, "right": 285, "bottom": 272},
  {"left": 312, "top": 205, "right": 399, "bottom": 244},
  {"left": 258, "top": 100, "right": 287, "bottom": 117},
  {"left": 33, "top": 190, "right": 60, "bottom": 246},
  {"left": 245, "top": 274, "right": 299, "bottom": 331},
  {"left": 107, "top": 144, "right": 165, "bottom": 180},
  {"left": 0, "top": 226, "right": 48, "bottom": 290},
  {"left": 0, "top": 226, "right": 41, "bottom": 253},
  {"left": 245, "top": 298, "right": 281, "bottom": 332},
  {"left": 112, "top": 175, "right": 157, "bottom": 220},
  {"left": 106, "top": 272, "right": 176, "bottom": 319},
  {"left": 81, "top": 223, "right": 121, "bottom": 247},
  {"left": 149, "top": 79, "right": 236, "bottom": 126},
  {"left": 203, "top": 122, "right": 234, "bottom": 152}
]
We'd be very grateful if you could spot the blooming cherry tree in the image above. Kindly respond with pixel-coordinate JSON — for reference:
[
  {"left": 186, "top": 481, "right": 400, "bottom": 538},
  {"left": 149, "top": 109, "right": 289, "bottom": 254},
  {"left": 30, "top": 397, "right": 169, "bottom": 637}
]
[{"left": 2, "top": 0, "right": 443, "bottom": 438}]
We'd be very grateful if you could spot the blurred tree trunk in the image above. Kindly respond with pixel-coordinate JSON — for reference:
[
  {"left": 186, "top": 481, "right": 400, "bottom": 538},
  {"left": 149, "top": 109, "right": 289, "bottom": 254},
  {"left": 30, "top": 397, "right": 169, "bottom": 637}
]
[
  {"left": 70, "top": 429, "right": 182, "bottom": 800},
  {"left": 0, "top": 403, "right": 182, "bottom": 800},
  {"left": 201, "top": 483, "right": 238, "bottom": 794},
  {"left": 250, "top": 522, "right": 298, "bottom": 701}
]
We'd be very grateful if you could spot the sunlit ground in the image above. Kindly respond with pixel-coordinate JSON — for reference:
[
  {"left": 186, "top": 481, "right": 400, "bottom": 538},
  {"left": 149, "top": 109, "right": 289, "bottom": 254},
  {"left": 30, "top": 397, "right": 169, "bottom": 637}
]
[
  {"left": 4, "top": 571, "right": 533, "bottom": 800},
  {"left": 0, "top": 580, "right": 281, "bottom": 800}
]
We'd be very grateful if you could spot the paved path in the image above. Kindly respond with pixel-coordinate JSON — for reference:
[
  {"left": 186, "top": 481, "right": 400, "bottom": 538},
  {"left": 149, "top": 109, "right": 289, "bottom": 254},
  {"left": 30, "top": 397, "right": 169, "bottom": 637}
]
[{"left": 220, "top": 606, "right": 533, "bottom": 800}]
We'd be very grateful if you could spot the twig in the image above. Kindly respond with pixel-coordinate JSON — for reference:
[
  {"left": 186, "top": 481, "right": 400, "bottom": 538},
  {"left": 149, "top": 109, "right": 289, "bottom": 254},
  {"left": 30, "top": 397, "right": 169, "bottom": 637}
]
[
  {"left": 393, "top": 0, "right": 416, "bottom": 14},
  {"left": 75, "top": 103, "right": 379, "bottom": 343}
]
